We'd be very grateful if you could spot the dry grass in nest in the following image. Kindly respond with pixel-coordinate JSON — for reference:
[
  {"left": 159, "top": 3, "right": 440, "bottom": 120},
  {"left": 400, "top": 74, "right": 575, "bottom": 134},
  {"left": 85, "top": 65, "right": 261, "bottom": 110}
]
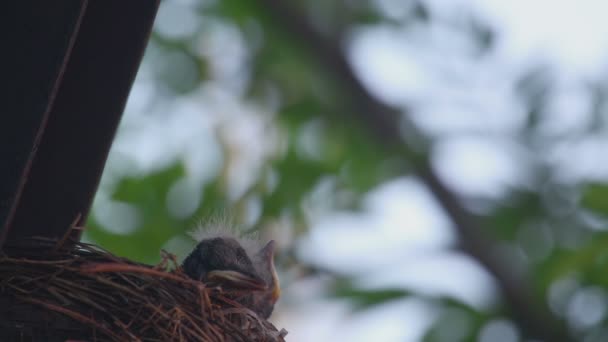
[{"left": 0, "top": 237, "right": 287, "bottom": 341}]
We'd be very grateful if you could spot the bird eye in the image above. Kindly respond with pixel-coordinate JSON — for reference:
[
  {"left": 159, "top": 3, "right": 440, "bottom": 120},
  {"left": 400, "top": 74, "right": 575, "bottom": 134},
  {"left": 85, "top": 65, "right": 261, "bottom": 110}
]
[{"left": 235, "top": 247, "right": 249, "bottom": 264}]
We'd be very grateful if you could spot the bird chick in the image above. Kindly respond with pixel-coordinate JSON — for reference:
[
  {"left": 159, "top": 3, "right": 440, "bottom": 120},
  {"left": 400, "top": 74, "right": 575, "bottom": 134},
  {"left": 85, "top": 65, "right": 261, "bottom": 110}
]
[{"left": 182, "top": 236, "right": 280, "bottom": 319}]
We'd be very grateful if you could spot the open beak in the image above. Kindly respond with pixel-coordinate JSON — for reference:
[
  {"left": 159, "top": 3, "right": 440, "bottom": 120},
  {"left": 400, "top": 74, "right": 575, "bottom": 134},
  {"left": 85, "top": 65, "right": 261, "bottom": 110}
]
[{"left": 258, "top": 240, "right": 281, "bottom": 303}]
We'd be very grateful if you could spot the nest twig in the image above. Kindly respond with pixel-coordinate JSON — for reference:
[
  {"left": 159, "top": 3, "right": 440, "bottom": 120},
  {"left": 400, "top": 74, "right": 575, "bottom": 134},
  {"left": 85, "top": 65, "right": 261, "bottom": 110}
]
[{"left": 0, "top": 238, "right": 287, "bottom": 341}]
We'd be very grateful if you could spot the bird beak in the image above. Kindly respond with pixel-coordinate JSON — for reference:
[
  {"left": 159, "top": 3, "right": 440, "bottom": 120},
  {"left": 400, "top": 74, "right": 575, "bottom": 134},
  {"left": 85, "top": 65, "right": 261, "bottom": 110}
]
[
  {"left": 258, "top": 240, "right": 281, "bottom": 303},
  {"left": 206, "top": 270, "right": 267, "bottom": 291}
]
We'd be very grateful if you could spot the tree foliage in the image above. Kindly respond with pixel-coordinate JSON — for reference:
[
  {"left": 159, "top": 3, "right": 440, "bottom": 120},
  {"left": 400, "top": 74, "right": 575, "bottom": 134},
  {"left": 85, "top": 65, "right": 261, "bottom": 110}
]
[{"left": 88, "top": 1, "right": 608, "bottom": 340}]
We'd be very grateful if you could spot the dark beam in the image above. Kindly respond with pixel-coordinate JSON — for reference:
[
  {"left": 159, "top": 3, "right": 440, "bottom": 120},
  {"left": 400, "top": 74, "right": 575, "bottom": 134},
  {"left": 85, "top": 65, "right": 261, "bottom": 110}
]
[
  {"left": 0, "top": 1, "right": 88, "bottom": 245},
  {"left": 1, "top": 1, "right": 160, "bottom": 246}
]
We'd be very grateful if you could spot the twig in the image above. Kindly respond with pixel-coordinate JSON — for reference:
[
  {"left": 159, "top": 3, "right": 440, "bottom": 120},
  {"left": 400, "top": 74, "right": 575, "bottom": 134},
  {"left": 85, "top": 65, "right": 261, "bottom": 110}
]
[
  {"left": 53, "top": 213, "right": 83, "bottom": 253},
  {"left": 82, "top": 263, "right": 197, "bottom": 284},
  {"left": 22, "top": 297, "right": 122, "bottom": 340},
  {"left": 256, "top": 1, "right": 571, "bottom": 341}
]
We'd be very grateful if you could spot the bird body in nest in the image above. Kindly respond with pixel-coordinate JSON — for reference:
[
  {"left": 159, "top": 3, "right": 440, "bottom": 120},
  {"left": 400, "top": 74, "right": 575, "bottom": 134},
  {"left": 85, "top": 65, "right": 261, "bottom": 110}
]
[{"left": 182, "top": 235, "right": 280, "bottom": 319}]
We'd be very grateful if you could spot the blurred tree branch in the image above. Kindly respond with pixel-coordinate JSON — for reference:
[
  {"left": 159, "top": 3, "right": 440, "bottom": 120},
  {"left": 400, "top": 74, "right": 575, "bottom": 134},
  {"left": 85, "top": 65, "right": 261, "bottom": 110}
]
[{"left": 257, "top": 0, "right": 571, "bottom": 340}]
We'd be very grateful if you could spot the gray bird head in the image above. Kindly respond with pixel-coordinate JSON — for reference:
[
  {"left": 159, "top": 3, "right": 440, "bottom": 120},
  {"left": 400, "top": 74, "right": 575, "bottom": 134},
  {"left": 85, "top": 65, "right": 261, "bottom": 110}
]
[{"left": 182, "top": 236, "right": 280, "bottom": 318}]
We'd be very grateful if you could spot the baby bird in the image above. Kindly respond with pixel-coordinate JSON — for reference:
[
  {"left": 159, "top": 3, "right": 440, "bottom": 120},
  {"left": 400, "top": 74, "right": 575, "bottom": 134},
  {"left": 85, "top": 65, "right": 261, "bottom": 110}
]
[{"left": 182, "top": 236, "right": 280, "bottom": 319}]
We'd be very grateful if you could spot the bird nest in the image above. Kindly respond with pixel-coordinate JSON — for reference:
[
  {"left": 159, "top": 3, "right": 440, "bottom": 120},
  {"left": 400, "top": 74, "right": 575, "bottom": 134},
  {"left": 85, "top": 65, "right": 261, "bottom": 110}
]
[{"left": 0, "top": 238, "right": 287, "bottom": 341}]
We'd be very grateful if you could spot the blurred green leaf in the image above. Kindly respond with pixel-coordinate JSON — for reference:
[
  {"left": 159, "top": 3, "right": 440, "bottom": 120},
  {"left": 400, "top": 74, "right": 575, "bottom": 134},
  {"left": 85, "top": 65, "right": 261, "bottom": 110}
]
[
  {"left": 330, "top": 279, "right": 412, "bottom": 310},
  {"left": 87, "top": 164, "right": 186, "bottom": 262},
  {"left": 112, "top": 164, "right": 184, "bottom": 205},
  {"left": 423, "top": 299, "right": 487, "bottom": 342},
  {"left": 537, "top": 232, "right": 608, "bottom": 292},
  {"left": 581, "top": 183, "right": 608, "bottom": 217},
  {"left": 488, "top": 191, "right": 542, "bottom": 241}
]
